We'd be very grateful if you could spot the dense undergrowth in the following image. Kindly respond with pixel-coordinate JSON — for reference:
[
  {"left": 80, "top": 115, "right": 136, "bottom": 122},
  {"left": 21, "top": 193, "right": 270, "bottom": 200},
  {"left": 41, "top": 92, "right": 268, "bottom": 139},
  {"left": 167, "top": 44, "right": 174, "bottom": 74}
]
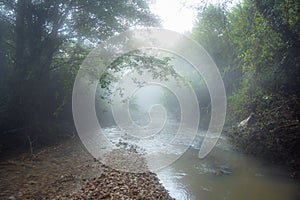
[{"left": 227, "top": 94, "right": 300, "bottom": 176}]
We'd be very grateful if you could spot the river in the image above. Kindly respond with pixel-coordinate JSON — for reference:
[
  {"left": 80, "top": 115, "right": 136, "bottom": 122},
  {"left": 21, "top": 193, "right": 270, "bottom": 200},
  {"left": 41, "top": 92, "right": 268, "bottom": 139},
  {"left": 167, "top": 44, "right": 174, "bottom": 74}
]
[
  {"left": 101, "top": 119, "right": 300, "bottom": 200},
  {"left": 157, "top": 139, "right": 300, "bottom": 200}
]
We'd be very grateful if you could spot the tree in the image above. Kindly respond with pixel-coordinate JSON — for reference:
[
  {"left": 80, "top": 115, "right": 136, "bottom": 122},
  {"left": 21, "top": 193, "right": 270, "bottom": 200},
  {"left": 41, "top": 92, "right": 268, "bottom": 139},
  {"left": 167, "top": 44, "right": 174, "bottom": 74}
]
[
  {"left": 0, "top": 13, "right": 14, "bottom": 124},
  {"left": 251, "top": 0, "right": 300, "bottom": 94},
  {"left": 192, "top": 5, "right": 241, "bottom": 95},
  {"left": 0, "top": 0, "right": 159, "bottom": 133},
  {"left": 191, "top": 0, "right": 300, "bottom": 171}
]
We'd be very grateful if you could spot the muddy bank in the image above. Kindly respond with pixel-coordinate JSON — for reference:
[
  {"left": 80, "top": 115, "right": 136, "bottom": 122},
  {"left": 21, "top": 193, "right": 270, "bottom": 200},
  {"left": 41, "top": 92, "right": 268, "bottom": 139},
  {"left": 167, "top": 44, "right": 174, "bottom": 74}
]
[{"left": 0, "top": 138, "right": 173, "bottom": 199}]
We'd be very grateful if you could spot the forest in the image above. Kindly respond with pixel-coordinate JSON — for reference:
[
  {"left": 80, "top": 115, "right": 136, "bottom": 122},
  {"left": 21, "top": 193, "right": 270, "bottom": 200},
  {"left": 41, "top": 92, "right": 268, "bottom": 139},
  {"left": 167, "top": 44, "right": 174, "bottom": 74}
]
[
  {"left": 0, "top": 0, "right": 299, "bottom": 199},
  {"left": 192, "top": 0, "right": 300, "bottom": 174}
]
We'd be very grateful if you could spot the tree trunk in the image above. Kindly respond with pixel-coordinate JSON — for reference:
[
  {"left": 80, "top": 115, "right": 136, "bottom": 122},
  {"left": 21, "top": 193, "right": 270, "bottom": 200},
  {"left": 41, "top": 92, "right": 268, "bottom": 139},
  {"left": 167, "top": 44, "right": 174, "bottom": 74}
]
[{"left": 1, "top": 0, "right": 61, "bottom": 132}]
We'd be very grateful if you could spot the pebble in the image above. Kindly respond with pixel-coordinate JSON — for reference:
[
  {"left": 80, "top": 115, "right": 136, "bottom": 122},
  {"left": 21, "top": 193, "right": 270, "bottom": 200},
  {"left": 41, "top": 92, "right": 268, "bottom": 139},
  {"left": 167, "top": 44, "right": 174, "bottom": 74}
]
[{"left": 57, "top": 164, "right": 174, "bottom": 200}]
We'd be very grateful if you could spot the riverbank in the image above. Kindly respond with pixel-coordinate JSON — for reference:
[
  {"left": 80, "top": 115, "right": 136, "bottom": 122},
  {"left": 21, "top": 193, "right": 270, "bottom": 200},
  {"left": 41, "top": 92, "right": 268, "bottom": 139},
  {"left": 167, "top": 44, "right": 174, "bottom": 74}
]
[
  {"left": 0, "top": 137, "right": 173, "bottom": 199},
  {"left": 226, "top": 94, "right": 300, "bottom": 179}
]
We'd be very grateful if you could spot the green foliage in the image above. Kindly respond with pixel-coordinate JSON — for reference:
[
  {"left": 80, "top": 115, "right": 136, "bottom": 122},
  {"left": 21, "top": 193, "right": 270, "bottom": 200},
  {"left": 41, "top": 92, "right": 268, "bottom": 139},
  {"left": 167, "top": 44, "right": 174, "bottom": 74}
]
[
  {"left": 99, "top": 50, "right": 178, "bottom": 102},
  {"left": 230, "top": 1, "right": 284, "bottom": 94},
  {"left": 51, "top": 43, "right": 90, "bottom": 116},
  {"left": 0, "top": 0, "right": 159, "bottom": 132},
  {"left": 227, "top": 94, "right": 300, "bottom": 170},
  {"left": 193, "top": 0, "right": 300, "bottom": 169},
  {"left": 250, "top": 0, "right": 300, "bottom": 92},
  {"left": 193, "top": 5, "right": 241, "bottom": 95}
]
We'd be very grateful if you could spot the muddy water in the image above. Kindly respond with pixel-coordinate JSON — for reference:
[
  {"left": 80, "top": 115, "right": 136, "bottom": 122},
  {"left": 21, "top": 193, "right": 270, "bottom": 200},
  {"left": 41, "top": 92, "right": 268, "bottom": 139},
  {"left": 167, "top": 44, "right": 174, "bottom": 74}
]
[
  {"left": 102, "top": 123, "right": 300, "bottom": 200},
  {"left": 157, "top": 138, "right": 300, "bottom": 200}
]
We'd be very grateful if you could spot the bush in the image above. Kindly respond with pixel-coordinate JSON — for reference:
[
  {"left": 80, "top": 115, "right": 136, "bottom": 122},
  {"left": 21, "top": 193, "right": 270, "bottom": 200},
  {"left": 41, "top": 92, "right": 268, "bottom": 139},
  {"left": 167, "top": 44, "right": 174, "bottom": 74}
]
[{"left": 227, "top": 93, "right": 300, "bottom": 173}]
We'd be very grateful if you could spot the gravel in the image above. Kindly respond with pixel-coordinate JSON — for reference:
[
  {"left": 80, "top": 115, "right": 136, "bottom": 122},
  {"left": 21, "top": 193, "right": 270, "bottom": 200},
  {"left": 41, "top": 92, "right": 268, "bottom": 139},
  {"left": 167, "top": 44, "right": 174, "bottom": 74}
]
[{"left": 56, "top": 163, "right": 174, "bottom": 200}]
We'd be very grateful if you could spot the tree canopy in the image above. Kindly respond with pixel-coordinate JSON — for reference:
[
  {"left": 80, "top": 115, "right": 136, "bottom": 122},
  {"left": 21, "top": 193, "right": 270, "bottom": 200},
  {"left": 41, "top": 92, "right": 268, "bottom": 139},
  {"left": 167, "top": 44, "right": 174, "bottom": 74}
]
[
  {"left": 0, "top": 0, "right": 159, "bottom": 135},
  {"left": 192, "top": 0, "right": 300, "bottom": 171}
]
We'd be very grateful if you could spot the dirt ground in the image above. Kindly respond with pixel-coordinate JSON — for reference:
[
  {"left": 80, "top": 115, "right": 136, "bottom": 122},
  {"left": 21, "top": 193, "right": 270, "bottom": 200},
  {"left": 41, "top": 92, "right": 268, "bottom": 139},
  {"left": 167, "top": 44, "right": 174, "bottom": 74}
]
[{"left": 0, "top": 138, "right": 173, "bottom": 199}]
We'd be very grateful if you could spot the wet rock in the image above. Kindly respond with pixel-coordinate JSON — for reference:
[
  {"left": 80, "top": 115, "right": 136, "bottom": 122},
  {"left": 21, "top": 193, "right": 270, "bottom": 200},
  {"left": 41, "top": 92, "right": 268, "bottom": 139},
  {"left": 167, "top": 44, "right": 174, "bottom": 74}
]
[
  {"left": 216, "top": 165, "right": 233, "bottom": 175},
  {"left": 196, "top": 156, "right": 233, "bottom": 176}
]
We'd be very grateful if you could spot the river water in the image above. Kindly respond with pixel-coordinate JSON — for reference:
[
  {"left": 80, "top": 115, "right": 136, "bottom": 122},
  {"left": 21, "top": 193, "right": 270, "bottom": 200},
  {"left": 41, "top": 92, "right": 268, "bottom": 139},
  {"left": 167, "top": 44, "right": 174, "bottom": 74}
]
[
  {"left": 101, "top": 119, "right": 300, "bottom": 200},
  {"left": 157, "top": 140, "right": 300, "bottom": 200}
]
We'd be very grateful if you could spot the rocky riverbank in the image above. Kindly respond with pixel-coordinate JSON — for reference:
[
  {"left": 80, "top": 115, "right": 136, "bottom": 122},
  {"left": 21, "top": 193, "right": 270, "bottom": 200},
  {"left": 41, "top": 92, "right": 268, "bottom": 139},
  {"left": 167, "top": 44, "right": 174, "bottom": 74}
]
[
  {"left": 60, "top": 164, "right": 173, "bottom": 199},
  {"left": 0, "top": 138, "right": 173, "bottom": 199}
]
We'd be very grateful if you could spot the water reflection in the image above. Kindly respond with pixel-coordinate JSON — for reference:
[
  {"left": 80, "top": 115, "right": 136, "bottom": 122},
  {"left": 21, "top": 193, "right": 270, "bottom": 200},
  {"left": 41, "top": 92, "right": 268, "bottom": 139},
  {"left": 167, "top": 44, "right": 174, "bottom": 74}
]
[
  {"left": 157, "top": 167, "right": 192, "bottom": 200},
  {"left": 157, "top": 141, "right": 300, "bottom": 200}
]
